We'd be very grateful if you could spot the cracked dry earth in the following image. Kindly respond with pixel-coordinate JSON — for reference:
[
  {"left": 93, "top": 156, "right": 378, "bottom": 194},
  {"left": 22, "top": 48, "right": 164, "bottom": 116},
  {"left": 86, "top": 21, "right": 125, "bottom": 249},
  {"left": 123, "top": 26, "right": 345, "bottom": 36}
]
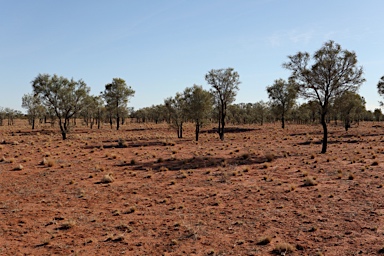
[{"left": 1, "top": 120, "right": 384, "bottom": 255}]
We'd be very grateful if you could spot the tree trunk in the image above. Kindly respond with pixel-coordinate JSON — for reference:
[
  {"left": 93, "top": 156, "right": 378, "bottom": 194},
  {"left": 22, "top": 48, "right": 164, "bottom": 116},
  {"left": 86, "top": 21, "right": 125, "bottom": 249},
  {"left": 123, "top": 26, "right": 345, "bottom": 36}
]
[
  {"left": 195, "top": 121, "right": 200, "bottom": 141},
  {"left": 281, "top": 114, "right": 285, "bottom": 129},
  {"left": 59, "top": 119, "right": 67, "bottom": 140},
  {"left": 219, "top": 106, "right": 225, "bottom": 141},
  {"left": 32, "top": 118, "right": 35, "bottom": 130},
  {"left": 321, "top": 112, "right": 328, "bottom": 154}
]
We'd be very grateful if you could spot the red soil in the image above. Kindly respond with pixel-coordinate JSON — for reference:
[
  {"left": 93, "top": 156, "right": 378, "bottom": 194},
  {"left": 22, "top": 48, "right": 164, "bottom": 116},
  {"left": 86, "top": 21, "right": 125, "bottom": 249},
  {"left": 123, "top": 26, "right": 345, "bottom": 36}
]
[{"left": 1, "top": 120, "right": 384, "bottom": 255}]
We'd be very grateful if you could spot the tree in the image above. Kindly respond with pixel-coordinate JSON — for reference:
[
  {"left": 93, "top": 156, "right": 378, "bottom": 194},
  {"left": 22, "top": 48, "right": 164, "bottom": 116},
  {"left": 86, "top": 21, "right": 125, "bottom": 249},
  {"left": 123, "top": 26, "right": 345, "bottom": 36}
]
[
  {"left": 205, "top": 68, "right": 240, "bottom": 140},
  {"left": 266, "top": 78, "right": 298, "bottom": 129},
  {"left": 374, "top": 108, "right": 383, "bottom": 122},
  {"left": 165, "top": 93, "right": 186, "bottom": 138},
  {"left": 283, "top": 40, "right": 365, "bottom": 153},
  {"left": 333, "top": 91, "right": 365, "bottom": 131},
  {"left": 32, "top": 74, "right": 90, "bottom": 140},
  {"left": 80, "top": 95, "right": 104, "bottom": 129},
  {"left": 22, "top": 93, "right": 45, "bottom": 129},
  {"left": 183, "top": 85, "right": 213, "bottom": 141},
  {"left": 377, "top": 76, "right": 384, "bottom": 106},
  {"left": 102, "top": 78, "right": 135, "bottom": 130},
  {"left": 253, "top": 101, "right": 269, "bottom": 125}
]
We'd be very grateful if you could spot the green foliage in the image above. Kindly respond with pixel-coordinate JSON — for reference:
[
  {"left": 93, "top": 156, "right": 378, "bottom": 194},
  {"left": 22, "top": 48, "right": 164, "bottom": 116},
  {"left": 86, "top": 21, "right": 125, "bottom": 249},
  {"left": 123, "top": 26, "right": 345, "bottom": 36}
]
[
  {"left": 183, "top": 85, "right": 213, "bottom": 141},
  {"left": 22, "top": 93, "right": 46, "bottom": 129},
  {"left": 283, "top": 40, "right": 365, "bottom": 153},
  {"left": 333, "top": 91, "right": 366, "bottom": 130},
  {"left": 266, "top": 78, "right": 298, "bottom": 128},
  {"left": 32, "top": 73, "right": 90, "bottom": 139},
  {"left": 205, "top": 67, "right": 241, "bottom": 140},
  {"left": 102, "top": 78, "right": 135, "bottom": 130},
  {"left": 164, "top": 93, "right": 186, "bottom": 138}
]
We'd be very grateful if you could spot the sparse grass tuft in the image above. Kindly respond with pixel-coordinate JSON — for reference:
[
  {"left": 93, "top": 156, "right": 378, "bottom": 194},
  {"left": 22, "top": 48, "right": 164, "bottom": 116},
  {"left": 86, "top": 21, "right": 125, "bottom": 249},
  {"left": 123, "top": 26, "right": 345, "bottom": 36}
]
[
  {"left": 13, "top": 164, "right": 23, "bottom": 171},
  {"left": 57, "top": 220, "right": 76, "bottom": 230},
  {"left": 101, "top": 173, "right": 114, "bottom": 184},
  {"left": 264, "top": 151, "right": 275, "bottom": 162},
  {"left": 272, "top": 242, "right": 295, "bottom": 254},
  {"left": 303, "top": 176, "right": 317, "bottom": 186}
]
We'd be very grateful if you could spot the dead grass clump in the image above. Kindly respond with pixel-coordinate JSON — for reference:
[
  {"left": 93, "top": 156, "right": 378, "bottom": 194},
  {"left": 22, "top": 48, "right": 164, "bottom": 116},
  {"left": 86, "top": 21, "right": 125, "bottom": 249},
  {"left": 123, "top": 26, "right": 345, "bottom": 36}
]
[
  {"left": 101, "top": 173, "right": 114, "bottom": 184},
  {"left": 303, "top": 176, "right": 317, "bottom": 186},
  {"left": 162, "top": 139, "right": 175, "bottom": 146},
  {"left": 159, "top": 166, "right": 169, "bottom": 172},
  {"left": 47, "top": 159, "right": 55, "bottom": 167},
  {"left": 264, "top": 152, "right": 275, "bottom": 162},
  {"left": 123, "top": 206, "right": 136, "bottom": 214},
  {"left": 57, "top": 220, "right": 76, "bottom": 230},
  {"left": 40, "top": 158, "right": 48, "bottom": 165},
  {"left": 272, "top": 242, "right": 295, "bottom": 255},
  {"left": 13, "top": 164, "right": 23, "bottom": 171},
  {"left": 117, "top": 138, "right": 127, "bottom": 148},
  {"left": 287, "top": 184, "right": 296, "bottom": 192}
]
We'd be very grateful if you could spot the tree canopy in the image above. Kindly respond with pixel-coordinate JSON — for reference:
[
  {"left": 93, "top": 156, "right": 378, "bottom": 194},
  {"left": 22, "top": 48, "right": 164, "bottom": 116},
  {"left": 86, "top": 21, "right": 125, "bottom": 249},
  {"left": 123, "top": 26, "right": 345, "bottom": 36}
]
[
  {"left": 102, "top": 78, "right": 135, "bottom": 130},
  {"left": 266, "top": 78, "right": 298, "bottom": 129},
  {"left": 205, "top": 68, "right": 240, "bottom": 141},
  {"left": 283, "top": 40, "right": 365, "bottom": 153},
  {"left": 32, "top": 74, "right": 90, "bottom": 139}
]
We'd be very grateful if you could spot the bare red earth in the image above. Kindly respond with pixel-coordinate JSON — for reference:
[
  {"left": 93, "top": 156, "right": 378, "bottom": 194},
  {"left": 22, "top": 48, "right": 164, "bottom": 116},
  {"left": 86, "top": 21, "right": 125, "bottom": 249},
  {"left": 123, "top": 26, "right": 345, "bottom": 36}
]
[{"left": 1, "top": 120, "right": 384, "bottom": 255}]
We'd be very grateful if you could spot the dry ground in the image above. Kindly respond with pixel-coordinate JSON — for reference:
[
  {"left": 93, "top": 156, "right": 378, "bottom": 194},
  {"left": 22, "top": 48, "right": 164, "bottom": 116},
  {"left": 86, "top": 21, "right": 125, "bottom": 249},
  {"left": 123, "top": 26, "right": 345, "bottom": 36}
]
[{"left": 1, "top": 120, "right": 384, "bottom": 255}]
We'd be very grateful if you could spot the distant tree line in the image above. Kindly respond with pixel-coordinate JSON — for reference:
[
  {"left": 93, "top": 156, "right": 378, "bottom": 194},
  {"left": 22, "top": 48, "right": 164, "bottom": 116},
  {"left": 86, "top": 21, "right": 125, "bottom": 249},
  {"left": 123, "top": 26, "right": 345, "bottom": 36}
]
[
  {"left": 21, "top": 74, "right": 135, "bottom": 139},
  {"left": 14, "top": 40, "right": 384, "bottom": 153}
]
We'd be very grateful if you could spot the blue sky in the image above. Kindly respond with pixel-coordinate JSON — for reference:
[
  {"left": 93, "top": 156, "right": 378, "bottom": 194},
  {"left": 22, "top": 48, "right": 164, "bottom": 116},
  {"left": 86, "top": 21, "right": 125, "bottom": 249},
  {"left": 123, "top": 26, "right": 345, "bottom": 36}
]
[{"left": 1, "top": 0, "right": 384, "bottom": 112}]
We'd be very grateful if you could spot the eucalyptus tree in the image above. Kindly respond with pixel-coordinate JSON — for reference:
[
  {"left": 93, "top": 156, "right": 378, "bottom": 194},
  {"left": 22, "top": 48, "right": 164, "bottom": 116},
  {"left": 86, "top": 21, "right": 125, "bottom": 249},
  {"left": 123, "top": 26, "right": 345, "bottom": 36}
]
[
  {"left": 80, "top": 95, "right": 104, "bottom": 129},
  {"left": 183, "top": 85, "right": 213, "bottom": 141},
  {"left": 0, "top": 107, "right": 4, "bottom": 126},
  {"left": 253, "top": 101, "right": 269, "bottom": 125},
  {"left": 165, "top": 93, "right": 186, "bottom": 138},
  {"left": 283, "top": 40, "right": 365, "bottom": 153},
  {"left": 333, "top": 91, "right": 365, "bottom": 131},
  {"left": 374, "top": 108, "right": 383, "bottom": 122},
  {"left": 205, "top": 68, "right": 240, "bottom": 140},
  {"left": 102, "top": 78, "right": 135, "bottom": 130},
  {"left": 266, "top": 78, "right": 298, "bottom": 129},
  {"left": 32, "top": 73, "right": 90, "bottom": 140},
  {"left": 22, "top": 93, "right": 45, "bottom": 129},
  {"left": 377, "top": 76, "right": 384, "bottom": 107}
]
